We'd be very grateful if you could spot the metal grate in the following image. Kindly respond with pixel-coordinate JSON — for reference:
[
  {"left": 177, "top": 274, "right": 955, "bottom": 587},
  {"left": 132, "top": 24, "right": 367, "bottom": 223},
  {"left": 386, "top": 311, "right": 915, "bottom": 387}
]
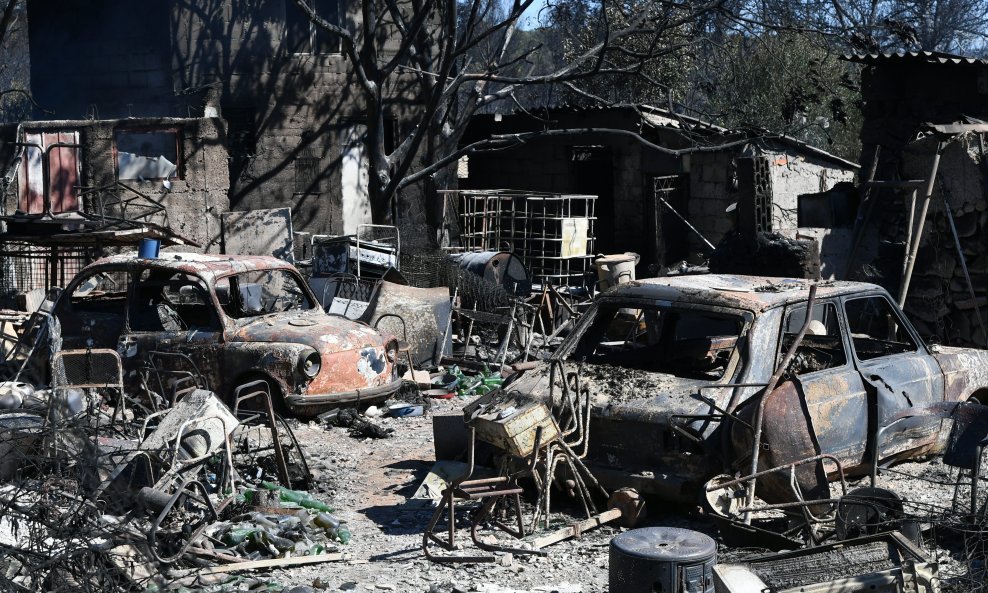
[
  {"left": 51, "top": 349, "right": 124, "bottom": 390},
  {"left": 0, "top": 242, "right": 96, "bottom": 297}
]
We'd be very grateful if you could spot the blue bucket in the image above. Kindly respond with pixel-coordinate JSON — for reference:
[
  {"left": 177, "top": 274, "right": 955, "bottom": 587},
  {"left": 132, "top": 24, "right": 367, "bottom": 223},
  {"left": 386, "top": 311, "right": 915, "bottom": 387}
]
[{"left": 138, "top": 238, "right": 160, "bottom": 259}]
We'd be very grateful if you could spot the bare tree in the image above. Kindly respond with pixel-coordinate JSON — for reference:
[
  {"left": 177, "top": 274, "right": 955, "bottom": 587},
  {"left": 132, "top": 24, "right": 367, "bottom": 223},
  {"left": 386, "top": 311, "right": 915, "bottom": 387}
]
[
  {"left": 292, "top": 0, "right": 728, "bottom": 226},
  {"left": 0, "top": 0, "right": 32, "bottom": 124}
]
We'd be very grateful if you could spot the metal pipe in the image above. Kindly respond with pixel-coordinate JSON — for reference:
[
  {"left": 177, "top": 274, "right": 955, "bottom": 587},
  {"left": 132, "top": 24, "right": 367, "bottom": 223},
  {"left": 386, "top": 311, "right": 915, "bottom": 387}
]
[
  {"left": 902, "top": 188, "right": 917, "bottom": 279},
  {"left": 940, "top": 191, "right": 988, "bottom": 347},
  {"left": 709, "top": 453, "right": 847, "bottom": 493},
  {"left": 655, "top": 195, "right": 716, "bottom": 251},
  {"left": 973, "top": 441, "right": 985, "bottom": 516},
  {"left": 899, "top": 142, "right": 945, "bottom": 308},
  {"left": 743, "top": 284, "right": 817, "bottom": 524},
  {"left": 844, "top": 144, "right": 882, "bottom": 279}
]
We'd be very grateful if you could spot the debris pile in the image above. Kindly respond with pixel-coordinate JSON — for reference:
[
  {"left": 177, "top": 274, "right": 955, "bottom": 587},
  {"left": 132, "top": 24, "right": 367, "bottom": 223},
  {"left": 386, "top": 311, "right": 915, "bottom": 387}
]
[{"left": 0, "top": 327, "right": 344, "bottom": 591}]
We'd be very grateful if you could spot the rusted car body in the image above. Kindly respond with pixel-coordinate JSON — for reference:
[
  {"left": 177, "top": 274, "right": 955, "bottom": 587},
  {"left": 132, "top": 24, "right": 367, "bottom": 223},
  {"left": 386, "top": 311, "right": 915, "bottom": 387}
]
[
  {"left": 51, "top": 252, "right": 401, "bottom": 416},
  {"left": 503, "top": 274, "right": 988, "bottom": 503}
]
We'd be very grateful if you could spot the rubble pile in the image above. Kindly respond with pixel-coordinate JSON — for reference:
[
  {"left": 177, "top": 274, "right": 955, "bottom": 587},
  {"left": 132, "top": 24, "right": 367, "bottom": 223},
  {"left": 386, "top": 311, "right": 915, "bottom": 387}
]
[
  {"left": 0, "top": 337, "right": 347, "bottom": 591},
  {"left": 2, "top": 227, "right": 988, "bottom": 593}
]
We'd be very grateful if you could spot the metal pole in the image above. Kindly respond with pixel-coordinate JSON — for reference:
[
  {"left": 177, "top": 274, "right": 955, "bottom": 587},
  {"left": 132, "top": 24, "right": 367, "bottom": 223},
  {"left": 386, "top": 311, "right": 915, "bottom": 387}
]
[
  {"left": 941, "top": 191, "right": 988, "bottom": 346},
  {"left": 901, "top": 188, "right": 917, "bottom": 279},
  {"left": 655, "top": 195, "right": 716, "bottom": 251},
  {"left": 743, "top": 284, "right": 817, "bottom": 524},
  {"left": 844, "top": 144, "right": 882, "bottom": 279},
  {"left": 898, "top": 142, "right": 945, "bottom": 308}
]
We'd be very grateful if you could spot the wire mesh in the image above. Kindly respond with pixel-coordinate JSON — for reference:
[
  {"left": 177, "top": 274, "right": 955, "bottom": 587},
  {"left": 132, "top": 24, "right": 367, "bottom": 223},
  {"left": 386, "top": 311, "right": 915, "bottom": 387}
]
[
  {"left": 444, "top": 189, "right": 597, "bottom": 288},
  {"left": 0, "top": 242, "right": 96, "bottom": 297},
  {"left": 51, "top": 349, "right": 124, "bottom": 389},
  {"left": 400, "top": 250, "right": 515, "bottom": 312}
]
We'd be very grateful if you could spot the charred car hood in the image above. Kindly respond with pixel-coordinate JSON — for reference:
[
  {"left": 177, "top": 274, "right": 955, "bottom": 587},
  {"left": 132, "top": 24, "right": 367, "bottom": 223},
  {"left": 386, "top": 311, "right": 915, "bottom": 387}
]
[
  {"left": 508, "top": 361, "right": 719, "bottom": 424},
  {"left": 229, "top": 310, "right": 390, "bottom": 352}
]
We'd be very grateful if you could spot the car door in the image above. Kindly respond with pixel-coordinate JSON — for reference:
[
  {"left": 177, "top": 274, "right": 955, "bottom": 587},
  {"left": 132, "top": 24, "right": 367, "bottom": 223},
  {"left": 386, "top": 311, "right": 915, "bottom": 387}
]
[
  {"left": 121, "top": 269, "right": 225, "bottom": 395},
  {"left": 54, "top": 267, "right": 130, "bottom": 350},
  {"left": 841, "top": 293, "right": 944, "bottom": 461},
  {"left": 778, "top": 299, "right": 871, "bottom": 469}
]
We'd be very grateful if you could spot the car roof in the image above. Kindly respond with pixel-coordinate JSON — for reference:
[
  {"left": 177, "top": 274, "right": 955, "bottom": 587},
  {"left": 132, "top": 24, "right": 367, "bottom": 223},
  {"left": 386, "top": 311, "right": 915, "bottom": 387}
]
[
  {"left": 83, "top": 252, "right": 297, "bottom": 284},
  {"left": 603, "top": 274, "right": 885, "bottom": 313}
]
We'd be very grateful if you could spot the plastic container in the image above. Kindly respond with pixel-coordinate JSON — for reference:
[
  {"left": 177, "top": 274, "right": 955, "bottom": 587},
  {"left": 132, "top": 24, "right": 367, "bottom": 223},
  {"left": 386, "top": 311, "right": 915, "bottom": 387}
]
[
  {"left": 138, "top": 238, "right": 161, "bottom": 259},
  {"left": 594, "top": 252, "right": 640, "bottom": 292}
]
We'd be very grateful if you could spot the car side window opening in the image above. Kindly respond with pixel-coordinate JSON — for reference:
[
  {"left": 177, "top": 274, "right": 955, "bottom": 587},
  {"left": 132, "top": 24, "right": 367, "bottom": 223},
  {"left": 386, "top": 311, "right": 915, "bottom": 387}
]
[
  {"left": 844, "top": 296, "right": 918, "bottom": 361},
  {"left": 129, "top": 270, "right": 220, "bottom": 332},
  {"left": 219, "top": 270, "right": 315, "bottom": 319},
  {"left": 66, "top": 270, "right": 130, "bottom": 315},
  {"left": 781, "top": 302, "right": 847, "bottom": 376},
  {"left": 571, "top": 303, "right": 743, "bottom": 380}
]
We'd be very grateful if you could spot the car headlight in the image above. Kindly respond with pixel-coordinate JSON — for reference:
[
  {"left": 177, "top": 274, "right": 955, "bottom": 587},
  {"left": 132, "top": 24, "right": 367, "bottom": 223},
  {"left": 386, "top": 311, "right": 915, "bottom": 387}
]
[
  {"left": 385, "top": 340, "right": 399, "bottom": 364},
  {"left": 298, "top": 350, "right": 321, "bottom": 378}
]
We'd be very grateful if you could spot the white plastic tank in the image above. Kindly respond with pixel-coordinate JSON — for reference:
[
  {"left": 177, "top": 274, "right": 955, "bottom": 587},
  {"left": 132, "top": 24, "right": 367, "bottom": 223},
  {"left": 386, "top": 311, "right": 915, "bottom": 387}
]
[{"left": 594, "top": 252, "right": 640, "bottom": 292}]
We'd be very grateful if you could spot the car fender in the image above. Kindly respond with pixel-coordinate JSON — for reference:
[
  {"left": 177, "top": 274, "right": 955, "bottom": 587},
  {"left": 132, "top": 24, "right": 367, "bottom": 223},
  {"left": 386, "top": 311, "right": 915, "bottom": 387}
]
[
  {"left": 223, "top": 341, "right": 311, "bottom": 396},
  {"left": 931, "top": 345, "right": 988, "bottom": 403}
]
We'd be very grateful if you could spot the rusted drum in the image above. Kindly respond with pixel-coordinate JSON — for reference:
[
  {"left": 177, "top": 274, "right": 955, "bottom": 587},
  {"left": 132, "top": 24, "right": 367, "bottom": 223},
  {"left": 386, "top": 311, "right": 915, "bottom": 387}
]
[
  {"left": 609, "top": 527, "right": 716, "bottom": 593},
  {"left": 452, "top": 251, "right": 531, "bottom": 297}
]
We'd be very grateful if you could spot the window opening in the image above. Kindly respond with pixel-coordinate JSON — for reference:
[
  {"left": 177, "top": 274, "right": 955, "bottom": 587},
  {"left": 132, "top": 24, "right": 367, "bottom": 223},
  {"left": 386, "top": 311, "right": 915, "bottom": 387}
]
[
  {"left": 570, "top": 302, "right": 742, "bottom": 380},
  {"left": 781, "top": 302, "right": 847, "bottom": 376},
  {"left": 130, "top": 270, "right": 218, "bottom": 332},
  {"left": 286, "top": 0, "right": 342, "bottom": 54},
  {"left": 844, "top": 296, "right": 918, "bottom": 361},
  {"left": 115, "top": 128, "right": 181, "bottom": 180}
]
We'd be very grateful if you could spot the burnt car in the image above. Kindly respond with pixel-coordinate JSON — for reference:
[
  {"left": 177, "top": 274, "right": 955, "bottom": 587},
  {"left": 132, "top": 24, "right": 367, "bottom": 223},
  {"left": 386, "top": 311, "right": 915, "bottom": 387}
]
[
  {"left": 502, "top": 275, "right": 988, "bottom": 503},
  {"left": 51, "top": 252, "right": 401, "bottom": 416}
]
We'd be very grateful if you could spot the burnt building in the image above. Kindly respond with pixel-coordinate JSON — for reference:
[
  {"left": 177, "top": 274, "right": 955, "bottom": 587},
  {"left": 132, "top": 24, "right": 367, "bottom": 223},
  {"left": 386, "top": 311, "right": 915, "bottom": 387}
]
[
  {"left": 3, "top": 0, "right": 423, "bottom": 250},
  {"left": 461, "top": 105, "right": 857, "bottom": 275},
  {"left": 844, "top": 51, "right": 988, "bottom": 346}
]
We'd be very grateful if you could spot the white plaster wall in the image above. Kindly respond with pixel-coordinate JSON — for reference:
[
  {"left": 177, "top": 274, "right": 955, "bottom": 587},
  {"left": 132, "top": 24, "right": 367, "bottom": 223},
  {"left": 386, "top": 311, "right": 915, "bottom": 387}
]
[
  {"left": 340, "top": 124, "right": 372, "bottom": 235},
  {"left": 765, "top": 149, "right": 856, "bottom": 235}
]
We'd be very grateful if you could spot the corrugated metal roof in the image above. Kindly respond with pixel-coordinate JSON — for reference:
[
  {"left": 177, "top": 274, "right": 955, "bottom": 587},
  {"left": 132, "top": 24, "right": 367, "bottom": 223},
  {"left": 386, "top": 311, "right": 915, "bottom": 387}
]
[
  {"left": 842, "top": 50, "right": 988, "bottom": 66},
  {"left": 475, "top": 103, "right": 859, "bottom": 170}
]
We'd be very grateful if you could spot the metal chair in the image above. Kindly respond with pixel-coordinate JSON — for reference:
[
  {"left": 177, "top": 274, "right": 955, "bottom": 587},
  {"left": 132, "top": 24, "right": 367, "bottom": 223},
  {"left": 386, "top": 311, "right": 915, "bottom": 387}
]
[
  {"left": 50, "top": 348, "right": 126, "bottom": 422},
  {"left": 422, "top": 426, "right": 546, "bottom": 563}
]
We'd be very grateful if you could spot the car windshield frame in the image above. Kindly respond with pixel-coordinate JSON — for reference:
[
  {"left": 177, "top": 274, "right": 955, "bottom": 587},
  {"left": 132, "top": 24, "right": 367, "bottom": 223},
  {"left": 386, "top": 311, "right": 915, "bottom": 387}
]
[
  {"left": 214, "top": 267, "right": 317, "bottom": 320},
  {"left": 558, "top": 297, "right": 751, "bottom": 381}
]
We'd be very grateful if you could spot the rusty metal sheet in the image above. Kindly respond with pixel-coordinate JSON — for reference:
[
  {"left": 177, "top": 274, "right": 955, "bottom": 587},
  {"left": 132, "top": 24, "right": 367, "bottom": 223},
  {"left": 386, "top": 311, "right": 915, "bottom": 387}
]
[
  {"left": 17, "top": 130, "right": 81, "bottom": 215},
  {"left": 360, "top": 281, "right": 451, "bottom": 368},
  {"left": 732, "top": 381, "right": 829, "bottom": 505},
  {"left": 221, "top": 208, "right": 295, "bottom": 263}
]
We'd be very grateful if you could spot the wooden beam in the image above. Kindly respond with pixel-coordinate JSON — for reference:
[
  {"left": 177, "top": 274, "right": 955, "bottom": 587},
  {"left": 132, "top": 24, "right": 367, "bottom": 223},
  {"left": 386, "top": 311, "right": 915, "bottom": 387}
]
[
  {"left": 195, "top": 553, "right": 346, "bottom": 575},
  {"left": 532, "top": 508, "right": 622, "bottom": 550}
]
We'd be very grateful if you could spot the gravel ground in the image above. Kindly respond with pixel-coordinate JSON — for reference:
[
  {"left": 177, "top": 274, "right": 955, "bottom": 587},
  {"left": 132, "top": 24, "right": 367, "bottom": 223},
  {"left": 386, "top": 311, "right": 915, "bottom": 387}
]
[{"left": 199, "top": 397, "right": 987, "bottom": 593}]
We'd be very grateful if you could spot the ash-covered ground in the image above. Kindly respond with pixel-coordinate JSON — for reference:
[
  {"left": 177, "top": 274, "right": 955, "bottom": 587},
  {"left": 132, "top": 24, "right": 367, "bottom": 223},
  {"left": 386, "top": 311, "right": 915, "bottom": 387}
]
[{"left": 213, "top": 396, "right": 986, "bottom": 593}]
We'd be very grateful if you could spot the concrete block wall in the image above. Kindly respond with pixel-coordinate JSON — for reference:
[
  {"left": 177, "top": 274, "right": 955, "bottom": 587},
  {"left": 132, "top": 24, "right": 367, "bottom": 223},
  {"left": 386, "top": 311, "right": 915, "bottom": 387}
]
[
  {"left": 3, "top": 117, "right": 230, "bottom": 253},
  {"left": 764, "top": 149, "right": 855, "bottom": 236},
  {"left": 27, "top": 0, "right": 180, "bottom": 119},
  {"left": 611, "top": 141, "right": 646, "bottom": 253},
  {"left": 25, "top": 0, "right": 426, "bottom": 239},
  {"left": 887, "top": 135, "right": 988, "bottom": 346},
  {"left": 688, "top": 150, "right": 736, "bottom": 252}
]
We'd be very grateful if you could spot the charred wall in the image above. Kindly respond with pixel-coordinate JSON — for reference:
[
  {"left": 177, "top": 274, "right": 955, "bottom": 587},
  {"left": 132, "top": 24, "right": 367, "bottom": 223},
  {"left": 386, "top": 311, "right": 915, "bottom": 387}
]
[
  {"left": 0, "top": 117, "right": 230, "bottom": 251},
  {"left": 22, "top": 0, "right": 426, "bottom": 238},
  {"left": 26, "top": 0, "right": 178, "bottom": 120},
  {"left": 853, "top": 58, "right": 988, "bottom": 346},
  {"left": 461, "top": 110, "right": 687, "bottom": 267}
]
